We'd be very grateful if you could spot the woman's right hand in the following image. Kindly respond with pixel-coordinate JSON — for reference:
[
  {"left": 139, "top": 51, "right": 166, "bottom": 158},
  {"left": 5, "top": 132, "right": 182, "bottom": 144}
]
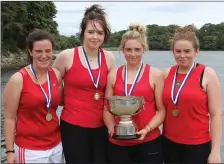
[
  {"left": 108, "top": 125, "right": 115, "bottom": 137},
  {"left": 7, "top": 152, "right": 16, "bottom": 163}
]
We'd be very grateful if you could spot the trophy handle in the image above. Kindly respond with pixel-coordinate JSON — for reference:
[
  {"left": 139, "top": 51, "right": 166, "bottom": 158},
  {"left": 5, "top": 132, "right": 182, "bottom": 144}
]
[
  {"left": 141, "top": 97, "right": 145, "bottom": 110},
  {"left": 104, "top": 97, "right": 110, "bottom": 112},
  {"left": 104, "top": 97, "right": 119, "bottom": 116}
]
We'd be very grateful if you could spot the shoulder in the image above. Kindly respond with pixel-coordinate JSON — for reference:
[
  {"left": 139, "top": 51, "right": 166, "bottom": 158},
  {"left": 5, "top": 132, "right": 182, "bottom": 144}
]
[
  {"left": 60, "top": 48, "right": 74, "bottom": 55},
  {"left": 148, "top": 66, "right": 164, "bottom": 89},
  {"left": 101, "top": 49, "right": 115, "bottom": 70},
  {"left": 162, "top": 67, "right": 172, "bottom": 79},
  {"left": 203, "top": 66, "right": 221, "bottom": 93},
  {"left": 204, "top": 66, "right": 218, "bottom": 79},
  {"left": 103, "top": 49, "right": 114, "bottom": 60},
  {"left": 11, "top": 71, "right": 23, "bottom": 82},
  {"left": 51, "top": 67, "right": 61, "bottom": 76},
  {"left": 149, "top": 66, "right": 164, "bottom": 78},
  {"left": 51, "top": 67, "right": 62, "bottom": 81},
  {"left": 53, "top": 48, "right": 74, "bottom": 69},
  {"left": 5, "top": 71, "right": 23, "bottom": 88},
  {"left": 55, "top": 48, "right": 74, "bottom": 60},
  {"left": 55, "top": 48, "right": 74, "bottom": 62}
]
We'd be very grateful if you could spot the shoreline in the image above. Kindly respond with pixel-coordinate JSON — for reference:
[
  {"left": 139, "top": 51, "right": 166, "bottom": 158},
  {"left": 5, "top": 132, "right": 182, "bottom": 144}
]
[
  {"left": 1, "top": 50, "right": 224, "bottom": 70},
  {"left": 1, "top": 56, "right": 28, "bottom": 70}
]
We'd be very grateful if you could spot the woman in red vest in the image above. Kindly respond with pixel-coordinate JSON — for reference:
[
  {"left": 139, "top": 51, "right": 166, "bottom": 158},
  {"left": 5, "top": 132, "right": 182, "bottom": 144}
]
[
  {"left": 103, "top": 23, "right": 166, "bottom": 163},
  {"left": 53, "top": 4, "right": 115, "bottom": 163},
  {"left": 162, "top": 25, "right": 222, "bottom": 163},
  {"left": 4, "top": 29, "right": 64, "bottom": 163}
]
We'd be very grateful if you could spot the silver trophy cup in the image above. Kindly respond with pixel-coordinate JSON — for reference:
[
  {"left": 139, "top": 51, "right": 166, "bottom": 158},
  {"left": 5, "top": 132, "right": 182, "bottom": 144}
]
[{"left": 105, "top": 96, "right": 145, "bottom": 140}]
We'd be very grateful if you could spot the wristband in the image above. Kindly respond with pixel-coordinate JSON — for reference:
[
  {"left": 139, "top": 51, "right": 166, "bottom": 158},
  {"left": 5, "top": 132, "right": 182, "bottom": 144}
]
[{"left": 5, "top": 150, "right": 15, "bottom": 154}]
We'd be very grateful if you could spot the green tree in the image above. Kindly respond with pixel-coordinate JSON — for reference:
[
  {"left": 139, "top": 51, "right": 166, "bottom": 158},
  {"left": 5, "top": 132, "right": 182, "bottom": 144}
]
[
  {"left": 1, "top": 1, "right": 58, "bottom": 54},
  {"left": 1, "top": 1, "right": 224, "bottom": 56},
  {"left": 1, "top": 2, "right": 28, "bottom": 54}
]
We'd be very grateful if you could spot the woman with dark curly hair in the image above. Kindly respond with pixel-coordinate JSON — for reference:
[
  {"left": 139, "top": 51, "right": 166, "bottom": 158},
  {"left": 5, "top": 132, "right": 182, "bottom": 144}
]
[{"left": 53, "top": 4, "right": 115, "bottom": 163}]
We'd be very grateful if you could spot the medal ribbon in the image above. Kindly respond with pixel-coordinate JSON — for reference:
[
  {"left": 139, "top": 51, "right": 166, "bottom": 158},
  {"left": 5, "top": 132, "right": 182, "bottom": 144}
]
[
  {"left": 124, "top": 62, "right": 143, "bottom": 96},
  {"left": 29, "top": 64, "right": 52, "bottom": 110},
  {"left": 82, "top": 47, "right": 101, "bottom": 90},
  {"left": 171, "top": 62, "right": 195, "bottom": 105}
]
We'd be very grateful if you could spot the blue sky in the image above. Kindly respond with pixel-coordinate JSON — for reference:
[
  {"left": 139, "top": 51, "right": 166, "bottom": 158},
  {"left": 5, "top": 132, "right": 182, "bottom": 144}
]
[{"left": 54, "top": 2, "right": 224, "bottom": 36}]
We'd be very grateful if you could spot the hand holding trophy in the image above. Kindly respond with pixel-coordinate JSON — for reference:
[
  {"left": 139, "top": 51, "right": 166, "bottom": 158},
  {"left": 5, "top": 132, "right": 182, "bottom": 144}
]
[{"left": 105, "top": 95, "right": 145, "bottom": 140}]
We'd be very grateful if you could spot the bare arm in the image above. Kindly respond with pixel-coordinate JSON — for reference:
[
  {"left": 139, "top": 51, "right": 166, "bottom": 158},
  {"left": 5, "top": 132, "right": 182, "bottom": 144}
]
[
  {"left": 53, "top": 49, "right": 70, "bottom": 77},
  {"left": 206, "top": 67, "right": 222, "bottom": 156},
  {"left": 52, "top": 68, "right": 64, "bottom": 106},
  {"left": 103, "top": 68, "right": 117, "bottom": 134},
  {"left": 145, "top": 68, "right": 166, "bottom": 132},
  {"left": 4, "top": 72, "right": 23, "bottom": 151},
  {"left": 163, "top": 67, "right": 171, "bottom": 79},
  {"left": 104, "top": 50, "right": 116, "bottom": 72}
]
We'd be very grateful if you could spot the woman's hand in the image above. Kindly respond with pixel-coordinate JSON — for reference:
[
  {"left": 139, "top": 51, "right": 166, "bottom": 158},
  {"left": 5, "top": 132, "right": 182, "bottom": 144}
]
[
  {"left": 108, "top": 125, "right": 115, "bottom": 137},
  {"left": 207, "top": 151, "right": 221, "bottom": 163},
  {"left": 136, "top": 126, "right": 150, "bottom": 140},
  {"left": 6, "top": 152, "right": 16, "bottom": 163}
]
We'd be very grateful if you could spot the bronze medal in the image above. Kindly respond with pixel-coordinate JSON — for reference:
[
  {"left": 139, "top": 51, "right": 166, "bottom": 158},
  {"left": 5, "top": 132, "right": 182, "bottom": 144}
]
[
  {"left": 46, "top": 112, "right": 53, "bottom": 121},
  {"left": 82, "top": 47, "right": 102, "bottom": 99},
  {"left": 29, "top": 64, "right": 53, "bottom": 121},
  {"left": 172, "top": 109, "right": 179, "bottom": 117},
  {"left": 94, "top": 92, "right": 100, "bottom": 101},
  {"left": 175, "top": 81, "right": 182, "bottom": 87},
  {"left": 171, "top": 63, "right": 196, "bottom": 118}
]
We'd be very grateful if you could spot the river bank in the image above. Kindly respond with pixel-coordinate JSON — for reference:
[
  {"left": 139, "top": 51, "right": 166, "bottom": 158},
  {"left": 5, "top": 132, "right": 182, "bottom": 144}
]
[
  {"left": 1, "top": 48, "right": 223, "bottom": 70},
  {"left": 1, "top": 52, "right": 29, "bottom": 70},
  {"left": 1, "top": 52, "right": 58, "bottom": 70},
  {"left": 0, "top": 48, "right": 115, "bottom": 70}
]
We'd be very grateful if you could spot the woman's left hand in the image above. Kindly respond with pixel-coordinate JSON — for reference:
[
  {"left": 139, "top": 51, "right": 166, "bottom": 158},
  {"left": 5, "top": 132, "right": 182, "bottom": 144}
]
[
  {"left": 136, "top": 128, "right": 149, "bottom": 140},
  {"left": 207, "top": 151, "right": 221, "bottom": 163}
]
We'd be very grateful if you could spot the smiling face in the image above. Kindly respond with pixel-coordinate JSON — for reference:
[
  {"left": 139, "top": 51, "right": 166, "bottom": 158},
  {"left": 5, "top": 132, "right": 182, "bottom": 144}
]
[
  {"left": 83, "top": 20, "right": 105, "bottom": 49},
  {"left": 29, "top": 39, "right": 53, "bottom": 69},
  {"left": 173, "top": 39, "right": 199, "bottom": 69},
  {"left": 122, "top": 39, "right": 144, "bottom": 66}
]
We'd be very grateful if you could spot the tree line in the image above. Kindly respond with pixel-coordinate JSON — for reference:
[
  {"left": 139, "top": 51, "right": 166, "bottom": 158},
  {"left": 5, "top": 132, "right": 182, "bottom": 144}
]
[
  {"left": 103, "top": 22, "right": 224, "bottom": 51},
  {"left": 1, "top": 1, "right": 224, "bottom": 58}
]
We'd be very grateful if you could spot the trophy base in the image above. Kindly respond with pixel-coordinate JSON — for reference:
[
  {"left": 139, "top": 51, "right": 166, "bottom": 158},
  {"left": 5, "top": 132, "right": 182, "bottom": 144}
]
[
  {"left": 113, "top": 116, "right": 140, "bottom": 140},
  {"left": 112, "top": 134, "right": 141, "bottom": 140}
]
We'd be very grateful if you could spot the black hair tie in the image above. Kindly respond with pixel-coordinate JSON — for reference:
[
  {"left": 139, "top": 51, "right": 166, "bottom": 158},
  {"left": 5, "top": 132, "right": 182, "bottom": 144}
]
[{"left": 5, "top": 150, "right": 15, "bottom": 154}]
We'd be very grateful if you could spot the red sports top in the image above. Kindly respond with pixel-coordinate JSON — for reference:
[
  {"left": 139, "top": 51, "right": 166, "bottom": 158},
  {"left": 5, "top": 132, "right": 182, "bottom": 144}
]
[
  {"left": 15, "top": 67, "right": 61, "bottom": 150},
  {"left": 109, "top": 64, "right": 161, "bottom": 146},
  {"left": 162, "top": 64, "right": 211, "bottom": 144},
  {"left": 61, "top": 47, "right": 108, "bottom": 128}
]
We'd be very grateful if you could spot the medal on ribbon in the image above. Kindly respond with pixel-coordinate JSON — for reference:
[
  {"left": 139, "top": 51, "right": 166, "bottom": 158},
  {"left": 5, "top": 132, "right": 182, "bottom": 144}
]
[
  {"left": 30, "top": 64, "right": 53, "bottom": 121},
  {"left": 171, "top": 62, "right": 196, "bottom": 117},
  {"left": 124, "top": 62, "right": 143, "bottom": 96},
  {"left": 82, "top": 47, "right": 101, "bottom": 101}
]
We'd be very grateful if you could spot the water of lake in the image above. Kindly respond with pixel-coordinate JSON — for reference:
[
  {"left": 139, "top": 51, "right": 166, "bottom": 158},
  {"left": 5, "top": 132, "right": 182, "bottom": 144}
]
[{"left": 1, "top": 51, "right": 224, "bottom": 162}]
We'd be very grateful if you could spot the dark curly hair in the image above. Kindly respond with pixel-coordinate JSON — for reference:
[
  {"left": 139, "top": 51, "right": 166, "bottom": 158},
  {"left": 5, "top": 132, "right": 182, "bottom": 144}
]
[{"left": 79, "top": 4, "right": 111, "bottom": 43}]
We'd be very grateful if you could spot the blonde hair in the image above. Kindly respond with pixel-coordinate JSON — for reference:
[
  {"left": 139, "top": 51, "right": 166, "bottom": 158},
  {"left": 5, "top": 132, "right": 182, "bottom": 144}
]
[
  {"left": 171, "top": 24, "right": 199, "bottom": 51},
  {"left": 120, "top": 23, "right": 148, "bottom": 51}
]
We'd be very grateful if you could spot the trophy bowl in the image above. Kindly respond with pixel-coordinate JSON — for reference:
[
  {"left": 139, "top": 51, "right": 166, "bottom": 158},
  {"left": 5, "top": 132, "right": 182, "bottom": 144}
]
[{"left": 105, "top": 96, "right": 145, "bottom": 140}]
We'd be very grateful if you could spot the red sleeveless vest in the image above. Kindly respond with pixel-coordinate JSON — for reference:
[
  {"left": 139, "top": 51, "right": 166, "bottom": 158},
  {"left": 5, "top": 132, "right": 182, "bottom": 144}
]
[
  {"left": 61, "top": 47, "right": 108, "bottom": 128},
  {"left": 162, "top": 64, "right": 211, "bottom": 144},
  {"left": 15, "top": 67, "right": 61, "bottom": 150},
  {"left": 109, "top": 64, "right": 160, "bottom": 146}
]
